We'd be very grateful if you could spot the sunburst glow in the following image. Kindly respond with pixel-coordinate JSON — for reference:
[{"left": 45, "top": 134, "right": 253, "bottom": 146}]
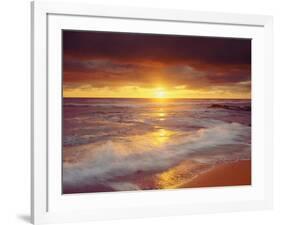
[{"left": 154, "top": 88, "right": 167, "bottom": 99}]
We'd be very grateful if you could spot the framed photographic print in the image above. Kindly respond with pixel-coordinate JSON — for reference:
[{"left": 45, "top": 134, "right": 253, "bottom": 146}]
[{"left": 31, "top": 1, "right": 273, "bottom": 224}]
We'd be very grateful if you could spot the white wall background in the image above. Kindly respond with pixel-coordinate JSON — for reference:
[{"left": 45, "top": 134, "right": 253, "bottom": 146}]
[{"left": 0, "top": 0, "right": 280, "bottom": 224}]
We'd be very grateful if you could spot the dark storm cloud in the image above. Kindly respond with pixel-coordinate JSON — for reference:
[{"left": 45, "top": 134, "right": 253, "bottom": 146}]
[
  {"left": 165, "top": 64, "right": 251, "bottom": 88},
  {"left": 63, "top": 58, "right": 159, "bottom": 87},
  {"left": 63, "top": 30, "right": 251, "bottom": 90},
  {"left": 63, "top": 30, "right": 251, "bottom": 65}
]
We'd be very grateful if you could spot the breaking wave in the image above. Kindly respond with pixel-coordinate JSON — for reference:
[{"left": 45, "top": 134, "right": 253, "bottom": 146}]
[{"left": 63, "top": 121, "right": 250, "bottom": 189}]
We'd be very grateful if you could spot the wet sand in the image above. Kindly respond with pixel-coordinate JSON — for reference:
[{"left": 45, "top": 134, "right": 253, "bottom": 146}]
[
  {"left": 181, "top": 160, "right": 251, "bottom": 188},
  {"left": 63, "top": 160, "right": 251, "bottom": 194}
]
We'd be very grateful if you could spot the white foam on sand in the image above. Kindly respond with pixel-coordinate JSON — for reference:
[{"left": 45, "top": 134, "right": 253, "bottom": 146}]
[{"left": 63, "top": 121, "right": 250, "bottom": 190}]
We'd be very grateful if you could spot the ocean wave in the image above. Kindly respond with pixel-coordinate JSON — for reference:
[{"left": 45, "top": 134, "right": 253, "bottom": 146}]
[
  {"left": 64, "top": 99, "right": 250, "bottom": 109},
  {"left": 63, "top": 121, "right": 250, "bottom": 189}
]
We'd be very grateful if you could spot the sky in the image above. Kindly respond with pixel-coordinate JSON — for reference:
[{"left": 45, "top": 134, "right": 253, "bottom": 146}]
[{"left": 63, "top": 30, "right": 251, "bottom": 99}]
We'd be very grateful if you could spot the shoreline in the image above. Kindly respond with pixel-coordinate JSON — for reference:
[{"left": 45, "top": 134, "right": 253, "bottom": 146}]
[
  {"left": 63, "top": 160, "right": 252, "bottom": 194},
  {"left": 181, "top": 160, "right": 251, "bottom": 188}
]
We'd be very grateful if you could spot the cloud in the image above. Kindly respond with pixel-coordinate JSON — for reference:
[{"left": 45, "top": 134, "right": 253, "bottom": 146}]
[
  {"left": 64, "top": 58, "right": 250, "bottom": 91},
  {"left": 63, "top": 31, "right": 251, "bottom": 65},
  {"left": 63, "top": 30, "right": 251, "bottom": 96}
]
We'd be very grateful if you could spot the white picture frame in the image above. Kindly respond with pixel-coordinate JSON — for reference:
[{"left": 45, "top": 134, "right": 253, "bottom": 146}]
[{"left": 31, "top": 1, "right": 273, "bottom": 224}]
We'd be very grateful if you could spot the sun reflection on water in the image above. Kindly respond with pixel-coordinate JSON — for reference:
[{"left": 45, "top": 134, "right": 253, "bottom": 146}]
[
  {"left": 113, "top": 105, "right": 174, "bottom": 155},
  {"left": 156, "top": 161, "right": 200, "bottom": 189},
  {"left": 155, "top": 106, "right": 168, "bottom": 121},
  {"left": 158, "top": 112, "right": 166, "bottom": 117},
  {"left": 152, "top": 128, "right": 173, "bottom": 145},
  {"left": 157, "top": 167, "right": 180, "bottom": 188},
  {"left": 157, "top": 112, "right": 166, "bottom": 121}
]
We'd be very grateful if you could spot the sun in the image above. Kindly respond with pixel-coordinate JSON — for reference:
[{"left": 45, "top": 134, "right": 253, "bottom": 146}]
[{"left": 154, "top": 88, "right": 167, "bottom": 98}]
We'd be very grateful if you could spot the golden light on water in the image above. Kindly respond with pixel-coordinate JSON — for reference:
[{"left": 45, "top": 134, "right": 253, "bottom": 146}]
[
  {"left": 157, "top": 167, "right": 180, "bottom": 188},
  {"left": 115, "top": 105, "right": 174, "bottom": 155},
  {"left": 156, "top": 161, "right": 200, "bottom": 189},
  {"left": 157, "top": 112, "right": 166, "bottom": 121},
  {"left": 118, "top": 128, "right": 174, "bottom": 155},
  {"left": 152, "top": 128, "right": 173, "bottom": 145},
  {"left": 129, "top": 128, "right": 174, "bottom": 150}
]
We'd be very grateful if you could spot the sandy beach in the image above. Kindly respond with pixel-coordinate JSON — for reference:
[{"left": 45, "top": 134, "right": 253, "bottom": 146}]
[{"left": 181, "top": 160, "right": 251, "bottom": 188}]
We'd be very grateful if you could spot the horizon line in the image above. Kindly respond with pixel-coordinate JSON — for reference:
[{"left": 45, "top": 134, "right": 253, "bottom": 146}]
[{"left": 63, "top": 97, "right": 251, "bottom": 100}]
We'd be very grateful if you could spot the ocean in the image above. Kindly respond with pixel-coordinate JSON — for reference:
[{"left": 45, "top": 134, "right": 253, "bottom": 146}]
[{"left": 62, "top": 98, "right": 251, "bottom": 194}]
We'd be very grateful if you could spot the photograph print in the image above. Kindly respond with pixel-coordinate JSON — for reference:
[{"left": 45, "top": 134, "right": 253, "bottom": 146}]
[{"left": 62, "top": 30, "right": 251, "bottom": 194}]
